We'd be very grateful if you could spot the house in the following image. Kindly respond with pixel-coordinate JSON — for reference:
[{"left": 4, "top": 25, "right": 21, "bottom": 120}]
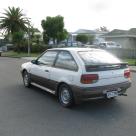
[
  {"left": 69, "top": 29, "right": 108, "bottom": 45},
  {"left": 102, "top": 28, "right": 136, "bottom": 49}
]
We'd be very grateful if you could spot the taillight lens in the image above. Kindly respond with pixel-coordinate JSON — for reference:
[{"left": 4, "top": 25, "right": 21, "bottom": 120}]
[
  {"left": 81, "top": 74, "right": 99, "bottom": 84},
  {"left": 124, "top": 70, "right": 131, "bottom": 78}
]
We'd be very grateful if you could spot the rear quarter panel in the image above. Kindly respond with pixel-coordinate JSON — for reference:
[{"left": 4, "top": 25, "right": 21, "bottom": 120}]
[{"left": 79, "top": 68, "right": 131, "bottom": 88}]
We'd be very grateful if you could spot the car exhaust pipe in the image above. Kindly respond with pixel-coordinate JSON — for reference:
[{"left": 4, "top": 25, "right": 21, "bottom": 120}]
[{"left": 121, "top": 93, "right": 128, "bottom": 96}]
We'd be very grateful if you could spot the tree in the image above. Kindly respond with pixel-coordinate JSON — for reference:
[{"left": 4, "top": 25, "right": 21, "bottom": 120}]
[
  {"left": 87, "top": 35, "right": 94, "bottom": 44},
  {"left": 43, "top": 31, "right": 49, "bottom": 44},
  {"left": 76, "top": 34, "right": 88, "bottom": 44},
  {"left": 96, "top": 26, "right": 109, "bottom": 32},
  {"left": 56, "top": 29, "right": 68, "bottom": 44},
  {"left": 0, "top": 7, "right": 29, "bottom": 40},
  {"left": 12, "top": 31, "right": 24, "bottom": 53},
  {"left": 29, "top": 26, "right": 41, "bottom": 45},
  {"left": 41, "top": 15, "right": 68, "bottom": 44}
]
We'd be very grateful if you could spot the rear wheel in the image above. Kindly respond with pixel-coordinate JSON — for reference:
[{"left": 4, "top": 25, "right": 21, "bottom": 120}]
[
  {"left": 104, "top": 96, "right": 116, "bottom": 101},
  {"left": 23, "top": 71, "right": 31, "bottom": 87},
  {"left": 58, "top": 84, "right": 74, "bottom": 108}
]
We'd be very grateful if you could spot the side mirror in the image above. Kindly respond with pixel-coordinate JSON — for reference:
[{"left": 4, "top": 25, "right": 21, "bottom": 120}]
[{"left": 31, "top": 60, "right": 37, "bottom": 64}]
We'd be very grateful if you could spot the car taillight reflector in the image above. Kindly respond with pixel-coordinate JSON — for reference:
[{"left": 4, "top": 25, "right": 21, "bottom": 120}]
[
  {"left": 81, "top": 74, "right": 99, "bottom": 84},
  {"left": 124, "top": 70, "right": 131, "bottom": 78}
]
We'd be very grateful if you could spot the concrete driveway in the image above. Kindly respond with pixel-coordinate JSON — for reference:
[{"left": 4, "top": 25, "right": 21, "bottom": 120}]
[{"left": 0, "top": 57, "right": 136, "bottom": 136}]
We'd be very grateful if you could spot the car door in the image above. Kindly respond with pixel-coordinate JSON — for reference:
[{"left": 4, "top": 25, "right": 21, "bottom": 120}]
[
  {"left": 50, "top": 51, "right": 79, "bottom": 91},
  {"left": 30, "top": 50, "right": 58, "bottom": 89}
]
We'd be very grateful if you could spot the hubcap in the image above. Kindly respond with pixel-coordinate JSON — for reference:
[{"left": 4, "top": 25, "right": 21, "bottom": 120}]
[
  {"left": 24, "top": 73, "right": 29, "bottom": 86},
  {"left": 61, "top": 88, "right": 70, "bottom": 104}
]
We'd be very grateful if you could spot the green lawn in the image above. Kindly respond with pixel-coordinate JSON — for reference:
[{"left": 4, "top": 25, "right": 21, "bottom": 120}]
[
  {"left": 122, "top": 59, "right": 136, "bottom": 66},
  {"left": 2, "top": 51, "right": 41, "bottom": 58}
]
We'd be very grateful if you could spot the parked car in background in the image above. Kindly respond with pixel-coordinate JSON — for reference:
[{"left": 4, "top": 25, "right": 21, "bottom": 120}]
[
  {"left": 0, "top": 50, "right": 3, "bottom": 56},
  {"left": 99, "top": 41, "right": 122, "bottom": 48},
  {"left": 21, "top": 48, "right": 131, "bottom": 107},
  {"left": 66, "top": 41, "right": 83, "bottom": 47},
  {"left": 66, "top": 42, "right": 78, "bottom": 47},
  {"left": 84, "top": 44, "right": 99, "bottom": 48}
]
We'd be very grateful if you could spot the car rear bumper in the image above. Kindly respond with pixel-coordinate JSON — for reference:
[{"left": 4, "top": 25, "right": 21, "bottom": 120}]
[{"left": 71, "top": 81, "right": 131, "bottom": 103}]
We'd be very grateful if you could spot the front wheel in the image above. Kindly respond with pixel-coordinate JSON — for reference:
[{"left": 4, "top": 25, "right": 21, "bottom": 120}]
[
  {"left": 23, "top": 71, "right": 31, "bottom": 87},
  {"left": 58, "top": 84, "right": 74, "bottom": 108}
]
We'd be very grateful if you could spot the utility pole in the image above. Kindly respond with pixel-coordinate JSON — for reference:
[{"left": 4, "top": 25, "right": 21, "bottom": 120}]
[
  {"left": 27, "top": 18, "right": 31, "bottom": 56},
  {"left": 28, "top": 25, "right": 30, "bottom": 56}
]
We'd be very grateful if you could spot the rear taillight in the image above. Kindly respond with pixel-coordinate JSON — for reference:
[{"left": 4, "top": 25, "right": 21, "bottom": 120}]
[
  {"left": 124, "top": 70, "right": 131, "bottom": 78},
  {"left": 81, "top": 74, "right": 99, "bottom": 84}
]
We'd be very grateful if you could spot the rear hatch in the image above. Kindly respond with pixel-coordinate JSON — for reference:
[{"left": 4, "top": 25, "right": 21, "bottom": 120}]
[
  {"left": 78, "top": 50, "right": 130, "bottom": 86},
  {"left": 85, "top": 63, "right": 129, "bottom": 86}
]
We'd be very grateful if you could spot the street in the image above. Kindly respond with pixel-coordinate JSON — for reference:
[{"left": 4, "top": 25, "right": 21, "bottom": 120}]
[{"left": 0, "top": 57, "right": 136, "bottom": 136}]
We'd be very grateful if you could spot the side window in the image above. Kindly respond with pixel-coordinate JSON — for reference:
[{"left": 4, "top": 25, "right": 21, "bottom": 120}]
[
  {"left": 37, "top": 51, "right": 58, "bottom": 66},
  {"left": 55, "top": 51, "right": 78, "bottom": 71}
]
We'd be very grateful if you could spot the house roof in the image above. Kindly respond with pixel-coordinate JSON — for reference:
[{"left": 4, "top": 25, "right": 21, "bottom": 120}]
[
  {"left": 128, "top": 28, "right": 136, "bottom": 35},
  {"left": 75, "top": 29, "right": 95, "bottom": 34},
  {"left": 103, "top": 28, "right": 136, "bottom": 38},
  {"left": 71, "top": 29, "right": 108, "bottom": 35}
]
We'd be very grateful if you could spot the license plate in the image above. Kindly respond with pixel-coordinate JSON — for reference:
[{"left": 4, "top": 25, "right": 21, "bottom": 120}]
[{"left": 106, "top": 91, "right": 118, "bottom": 98}]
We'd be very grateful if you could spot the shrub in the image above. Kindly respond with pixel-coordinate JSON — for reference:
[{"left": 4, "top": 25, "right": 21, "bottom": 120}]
[{"left": 14, "top": 43, "right": 52, "bottom": 53}]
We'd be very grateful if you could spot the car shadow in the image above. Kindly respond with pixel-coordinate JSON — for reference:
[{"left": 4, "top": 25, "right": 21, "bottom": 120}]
[
  {"left": 28, "top": 85, "right": 126, "bottom": 113},
  {"left": 14, "top": 83, "right": 128, "bottom": 123},
  {"left": 70, "top": 98, "right": 127, "bottom": 121},
  {"left": 29, "top": 85, "right": 58, "bottom": 100}
]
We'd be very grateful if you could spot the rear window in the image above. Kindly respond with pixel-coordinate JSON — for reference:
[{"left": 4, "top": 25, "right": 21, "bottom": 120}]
[
  {"left": 78, "top": 50, "right": 127, "bottom": 72},
  {"left": 78, "top": 50, "right": 121, "bottom": 65}
]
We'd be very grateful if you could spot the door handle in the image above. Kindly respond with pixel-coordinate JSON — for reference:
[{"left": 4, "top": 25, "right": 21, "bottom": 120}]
[{"left": 45, "top": 70, "right": 49, "bottom": 72}]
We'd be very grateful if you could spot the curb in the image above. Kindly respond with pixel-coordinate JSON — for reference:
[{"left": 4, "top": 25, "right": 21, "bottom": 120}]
[
  {"left": 131, "top": 70, "right": 136, "bottom": 73},
  {"left": 0, "top": 56, "right": 21, "bottom": 59}
]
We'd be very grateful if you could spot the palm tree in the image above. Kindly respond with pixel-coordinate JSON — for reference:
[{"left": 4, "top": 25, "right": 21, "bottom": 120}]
[{"left": 0, "top": 6, "right": 29, "bottom": 37}]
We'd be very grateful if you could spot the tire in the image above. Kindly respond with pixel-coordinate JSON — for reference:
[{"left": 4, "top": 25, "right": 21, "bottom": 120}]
[
  {"left": 104, "top": 96, "right": 116, "bottom": 101},
  {"left": 58, "top": 84, "right": 74, "bottom": 108},
  {"left": 23, "top": 71, "right": 31, "bottom": 87}
]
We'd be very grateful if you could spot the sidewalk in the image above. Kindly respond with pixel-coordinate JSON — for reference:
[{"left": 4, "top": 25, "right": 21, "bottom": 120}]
[
  {"left": 129, "top": 66, "right": 136, "bottom": 72},
  {"left": 21, "top": 57, "right": 36, "bottom": 61}
]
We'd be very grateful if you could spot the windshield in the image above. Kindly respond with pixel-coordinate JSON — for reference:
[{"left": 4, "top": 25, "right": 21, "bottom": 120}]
[{"left": 78, "top": 50, "right": 121, "bottom": 65}]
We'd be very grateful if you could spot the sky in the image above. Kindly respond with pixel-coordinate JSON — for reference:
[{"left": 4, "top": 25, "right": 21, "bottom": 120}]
[{"left": 0, "top": 0, "right": 136, "bottom": 32}]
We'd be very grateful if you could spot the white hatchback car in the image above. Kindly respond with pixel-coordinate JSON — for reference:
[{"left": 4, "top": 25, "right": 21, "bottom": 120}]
[{"left": 21, "top": 48, "right": 131, "bottom": 107}]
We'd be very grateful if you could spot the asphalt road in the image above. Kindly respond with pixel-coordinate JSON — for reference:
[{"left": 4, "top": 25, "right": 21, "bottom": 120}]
[{"left": 0, "top": 57, "right": 136, "bottom": 136}]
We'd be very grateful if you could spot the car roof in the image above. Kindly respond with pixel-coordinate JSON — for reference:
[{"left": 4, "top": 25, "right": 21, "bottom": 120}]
[{"left": 48, "top": 47, "right": 102, "bottom": 52}]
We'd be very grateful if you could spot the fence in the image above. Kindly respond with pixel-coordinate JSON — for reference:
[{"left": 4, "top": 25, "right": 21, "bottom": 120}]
[{"left": 105, "top": 48, "right": 136, "bottom": 59}]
